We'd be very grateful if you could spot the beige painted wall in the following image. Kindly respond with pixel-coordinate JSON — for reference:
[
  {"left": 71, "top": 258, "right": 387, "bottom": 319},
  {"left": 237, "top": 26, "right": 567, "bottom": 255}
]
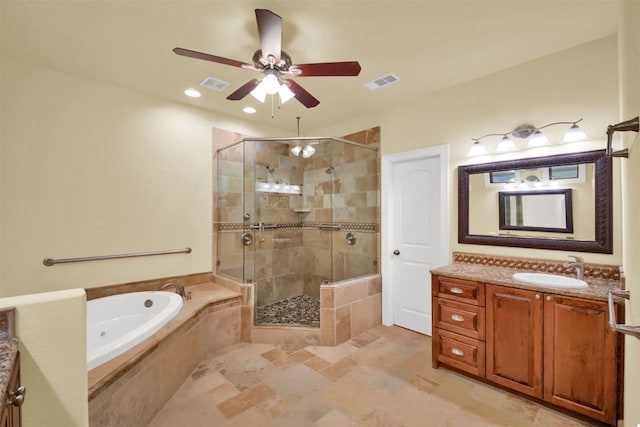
[
  {"left": 0, "top": 59, "right": 286, "bottom": 297},
  {"left": 317, "top": 36, "right": 622, "bottom": 266},
  {"left": 0, "top": 289, "right": 88, "bottom": 427},
  {"left": 619, "top": 1, "right": 640, "bottom": 425}
]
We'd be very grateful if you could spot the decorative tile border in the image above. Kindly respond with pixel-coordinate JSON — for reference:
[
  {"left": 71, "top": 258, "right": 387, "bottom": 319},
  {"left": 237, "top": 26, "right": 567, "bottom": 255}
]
[
  {"left": 217, "top": 222, "right": 378, "bottom": 232},
  {"left": 452, "top": 251, "right": 620, "bottom": 280}
]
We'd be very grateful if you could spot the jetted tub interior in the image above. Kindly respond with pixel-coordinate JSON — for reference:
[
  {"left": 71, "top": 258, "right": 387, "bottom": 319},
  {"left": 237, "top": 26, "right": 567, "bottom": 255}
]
[
  {"left": 215, "top": 136, "right": 380, "bottom": 327},
  {"left": 87, "top": 291, "right": 183, "bottom": 370}
]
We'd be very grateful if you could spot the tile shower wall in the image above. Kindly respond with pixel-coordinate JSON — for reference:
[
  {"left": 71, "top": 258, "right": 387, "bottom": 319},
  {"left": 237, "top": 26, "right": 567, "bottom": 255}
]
[{"left": 213, "top": 128, "right": 380, "bottom": 311}]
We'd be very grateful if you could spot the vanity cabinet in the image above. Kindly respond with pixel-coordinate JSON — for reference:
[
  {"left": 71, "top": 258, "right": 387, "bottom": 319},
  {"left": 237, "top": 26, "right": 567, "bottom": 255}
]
[
  {"left": 486, "top": 285, "right": 543, "bottom": 399},
  {"left": 543, "top": 294, "right": 617, "bottom": 423},
  {"left": 1, "top": 352, "right": 23, "bottom": 427},
  {"left": 433, "top": 275, "right": 619, "bottom": 426},
  {"left": 432, "top": 276, "right": 486, "bottom": 377}
]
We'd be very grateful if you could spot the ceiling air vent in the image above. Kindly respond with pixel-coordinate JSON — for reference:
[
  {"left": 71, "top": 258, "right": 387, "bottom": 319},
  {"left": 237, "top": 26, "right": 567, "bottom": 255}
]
[
  {"left": 200, "top": 76, "right": 230, "bottom": 92},
  {"left": 363, "top": 73, "right": 400, "bottom": 91}
]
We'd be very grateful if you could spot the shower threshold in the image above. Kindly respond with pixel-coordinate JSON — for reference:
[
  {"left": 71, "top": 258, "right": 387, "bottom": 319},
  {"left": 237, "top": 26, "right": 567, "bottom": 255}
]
[{"left": 256, "top": 294, "right": 320, "bottom": 327}]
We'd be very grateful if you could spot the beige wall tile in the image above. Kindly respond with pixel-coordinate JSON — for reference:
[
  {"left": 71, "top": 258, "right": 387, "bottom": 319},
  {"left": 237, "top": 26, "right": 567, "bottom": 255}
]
[
  {"left": 334, "top": 281, "right": 368, "bottom": 307},
  {"left": 351, "top": 295, "right": 382, "bottom": 337},
  {"left": 320, "top": 308, "right": 336, "bottom": 346},
  {"left": 321, "top": 286, "right": 335, "bottom": 309},
  {"left": 335, "top": 305, "right": 351, "bottom": 344}
]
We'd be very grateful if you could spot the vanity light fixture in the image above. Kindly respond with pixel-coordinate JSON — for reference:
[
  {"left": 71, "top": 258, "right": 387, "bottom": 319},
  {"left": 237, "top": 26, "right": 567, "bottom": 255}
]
[
  {"left": 468, "top": 119, "right": 589, "bottom": 157},
  {"left": 467, "top": 140, "right": 489, "bottom": 157},
  {"left": 494, "top": 135, "right": 517, "bottom": 153}
]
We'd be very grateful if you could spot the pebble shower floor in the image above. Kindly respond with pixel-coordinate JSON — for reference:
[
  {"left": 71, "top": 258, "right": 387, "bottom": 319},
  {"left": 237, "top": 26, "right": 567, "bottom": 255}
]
[{"left": 255, "top": 295, "right": 320, "bottom": 326}]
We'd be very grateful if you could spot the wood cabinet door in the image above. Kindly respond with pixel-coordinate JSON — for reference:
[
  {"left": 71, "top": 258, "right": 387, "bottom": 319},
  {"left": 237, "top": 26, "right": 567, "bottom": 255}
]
[
  {"left": 486, "top": 285, "right": 543, "bottom": 398},
  {"left": 543, "top": 294, "right": 616, "bottom": 424}
]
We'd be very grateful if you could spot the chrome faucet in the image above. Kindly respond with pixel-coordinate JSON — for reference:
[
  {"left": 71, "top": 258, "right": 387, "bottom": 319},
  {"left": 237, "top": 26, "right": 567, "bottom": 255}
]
[
  {"left": 161, "top": 282, "right": 191, "bottom": 300},
  {"left": 563, "top": 256, "right": 585, "bottom": 280}
]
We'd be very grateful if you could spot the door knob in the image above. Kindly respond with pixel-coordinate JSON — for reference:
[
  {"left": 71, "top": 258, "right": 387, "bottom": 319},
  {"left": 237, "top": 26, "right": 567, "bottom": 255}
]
[{"left": 393, "top": 250, "right": 400, "bottom": 255}]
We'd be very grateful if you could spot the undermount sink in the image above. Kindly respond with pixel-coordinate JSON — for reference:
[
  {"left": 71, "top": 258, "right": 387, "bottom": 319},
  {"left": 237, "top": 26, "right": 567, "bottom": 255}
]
[{"left": 512, "top": 273, "right": 588, "bottom": 289}]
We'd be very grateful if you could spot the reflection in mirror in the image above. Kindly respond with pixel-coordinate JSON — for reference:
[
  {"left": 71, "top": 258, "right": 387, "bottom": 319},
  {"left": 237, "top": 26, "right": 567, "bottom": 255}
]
[
  {"left": 459, "top": 150, "right": 612, "bottom": 253},
  {"left": 498, "top": 189, "right": 573, "bottom": 233}
]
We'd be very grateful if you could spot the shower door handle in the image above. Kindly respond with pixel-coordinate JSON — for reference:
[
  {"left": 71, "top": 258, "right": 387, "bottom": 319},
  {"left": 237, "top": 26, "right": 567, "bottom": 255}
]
[{"left": 393, "top": 250, "right": 400, "bottom": 255}]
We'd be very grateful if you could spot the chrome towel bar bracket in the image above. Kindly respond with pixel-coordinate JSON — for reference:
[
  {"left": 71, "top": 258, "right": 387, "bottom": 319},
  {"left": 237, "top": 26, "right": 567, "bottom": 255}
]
[
  {"left": 607, "top": 288, "right": 640, "bottom": 339},
  {"left": 43, "top": 247, "right": 192, "bottom": 266}
]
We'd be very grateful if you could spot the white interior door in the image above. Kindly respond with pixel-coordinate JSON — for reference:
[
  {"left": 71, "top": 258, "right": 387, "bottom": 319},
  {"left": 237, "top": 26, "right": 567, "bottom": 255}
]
[{"left": 382, "top": 146, "right": 448, "bottom": 335}]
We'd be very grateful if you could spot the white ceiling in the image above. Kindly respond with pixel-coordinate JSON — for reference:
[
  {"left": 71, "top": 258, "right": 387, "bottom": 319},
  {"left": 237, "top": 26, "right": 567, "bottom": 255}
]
[{"left": 1, "top": 1, "right": 619, "bottom": 132}]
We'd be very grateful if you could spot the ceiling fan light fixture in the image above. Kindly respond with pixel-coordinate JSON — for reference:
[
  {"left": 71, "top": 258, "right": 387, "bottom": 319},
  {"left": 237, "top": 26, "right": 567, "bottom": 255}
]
[
  {"left": 250, "top": 84, "right": 268, "bottom": 103},
  {"left": 262, "top": 73, "right": 280, "bottom": 95},
  {"left": 278, "top": 83, "right": 295, "bottom": 104}
]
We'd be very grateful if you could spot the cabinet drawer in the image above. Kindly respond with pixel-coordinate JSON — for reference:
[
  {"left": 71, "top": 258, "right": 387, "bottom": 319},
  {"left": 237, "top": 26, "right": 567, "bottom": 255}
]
[
  {"left": 433, "top": 329, "right": 485, "bottom": 377},
  {"left": 434, "top": 297, "right": 485, "bottom": 340},
  {"left": 433, "top": 276, "right": 485, "bottom": 306}
]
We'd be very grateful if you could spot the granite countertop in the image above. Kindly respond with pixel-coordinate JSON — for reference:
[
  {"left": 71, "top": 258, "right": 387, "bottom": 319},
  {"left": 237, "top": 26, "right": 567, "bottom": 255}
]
[
  {"left": 431, "top": 263, "right": 620, "bottom": 302},
  {"left": 0, "top": 338, "right": 19, "bottom": 401}
]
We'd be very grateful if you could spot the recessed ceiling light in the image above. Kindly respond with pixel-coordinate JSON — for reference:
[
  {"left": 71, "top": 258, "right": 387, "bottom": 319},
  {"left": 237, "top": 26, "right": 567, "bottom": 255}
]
[
  {"left": 184, "top": 89, "right": 201, "bottom": 98},
  {"left": 243, "top": 106, "right": 257, "bottom": 114}
]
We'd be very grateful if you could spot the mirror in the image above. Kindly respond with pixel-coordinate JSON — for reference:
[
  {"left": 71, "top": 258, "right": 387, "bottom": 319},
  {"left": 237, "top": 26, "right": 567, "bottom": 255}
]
[
  {"left": 498, "top": 189, "right": 573, "bottom": 233},
  {"left": 458, "top": 150, "right": 612, "bottom": 253}
]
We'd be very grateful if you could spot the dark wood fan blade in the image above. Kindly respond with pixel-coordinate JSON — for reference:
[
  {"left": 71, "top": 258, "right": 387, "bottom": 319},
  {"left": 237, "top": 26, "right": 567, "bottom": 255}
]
[
  {"left": 285, "top": 80, "right": 320, "bottom": 108},
  {"left": 290, "top": 61, "right": 361, "bottom": 77},
  {"left": 255, "top": 9, "right": 282, "bottom": 62},
  {"left": 173, "top": 47, "right": 250, "bottom": 69},
  {"left": 226, "top": 79, "right": 261, "bottom": 101}
]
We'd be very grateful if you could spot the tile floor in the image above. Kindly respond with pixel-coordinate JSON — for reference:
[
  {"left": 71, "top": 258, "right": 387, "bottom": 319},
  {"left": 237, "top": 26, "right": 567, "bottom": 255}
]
[{"left": 148, "top": 325, "right": 597, "bottom": 426}]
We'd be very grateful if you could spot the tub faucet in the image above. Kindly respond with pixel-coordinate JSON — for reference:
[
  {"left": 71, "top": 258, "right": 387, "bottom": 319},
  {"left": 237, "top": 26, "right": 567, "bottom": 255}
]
[
  {"left": 563, "top": 256, "right": 585, "bottom": 280},
  {"left": 161, "top": 282, "right": 191, "bottom": 300}
]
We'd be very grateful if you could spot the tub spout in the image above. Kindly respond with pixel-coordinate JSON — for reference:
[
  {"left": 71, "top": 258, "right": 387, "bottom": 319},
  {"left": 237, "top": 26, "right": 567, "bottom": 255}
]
[{"left": 161, "top": 282, "right": 191, "bottom": 300}]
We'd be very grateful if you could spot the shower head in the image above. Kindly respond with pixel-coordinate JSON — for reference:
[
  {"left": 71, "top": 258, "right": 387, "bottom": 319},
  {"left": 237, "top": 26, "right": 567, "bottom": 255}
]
[
  {"left": 265, "top": 164, "right": 275, "bottom": 174},
  {"left": 325, "top": 166, "right": 334, "bottom": 174}
]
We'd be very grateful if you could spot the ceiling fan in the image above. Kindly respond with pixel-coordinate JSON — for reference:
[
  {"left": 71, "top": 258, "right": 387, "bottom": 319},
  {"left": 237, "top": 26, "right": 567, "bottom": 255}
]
[{"left": 173, "top": 9, "right": 361, "bottom": 108}]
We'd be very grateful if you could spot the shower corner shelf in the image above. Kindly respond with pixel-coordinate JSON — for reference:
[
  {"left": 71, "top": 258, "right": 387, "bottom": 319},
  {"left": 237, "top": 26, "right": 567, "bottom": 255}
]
[{"left": 294, "top": 208, "right": 311, "bottom": 213}]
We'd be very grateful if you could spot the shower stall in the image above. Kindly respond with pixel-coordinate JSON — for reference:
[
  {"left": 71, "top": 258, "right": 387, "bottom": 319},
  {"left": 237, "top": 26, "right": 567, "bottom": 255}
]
[{"left": 216, "top": 136, "right": 379, "bottom": 327}]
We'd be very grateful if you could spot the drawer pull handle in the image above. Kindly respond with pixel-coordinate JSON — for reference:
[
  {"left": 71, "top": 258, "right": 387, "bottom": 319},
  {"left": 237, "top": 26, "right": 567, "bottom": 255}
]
[
  {"left": 451, "top": 314, "right": 464, "bottom": 322},
  {"left": 9, "top": 385, "right": 26, "bottom": 407},
  {"left": 451, "top": 348, "right": 465, "bottom": 357},
  {"left": 449, "top": 287, "right": 464, "bottom": 294}
]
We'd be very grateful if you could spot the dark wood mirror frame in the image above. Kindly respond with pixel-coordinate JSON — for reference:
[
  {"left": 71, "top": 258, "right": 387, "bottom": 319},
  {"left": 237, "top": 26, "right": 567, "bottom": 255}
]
[{"left": 458, "top": 149, "right": 613, "bottom": 253}]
